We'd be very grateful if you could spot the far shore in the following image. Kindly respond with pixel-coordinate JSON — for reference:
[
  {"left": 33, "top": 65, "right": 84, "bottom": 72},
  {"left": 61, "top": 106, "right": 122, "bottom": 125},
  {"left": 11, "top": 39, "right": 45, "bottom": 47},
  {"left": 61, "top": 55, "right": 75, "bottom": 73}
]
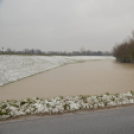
[{"left": 0, "top": 59, "right": 134, "bottom": 101}]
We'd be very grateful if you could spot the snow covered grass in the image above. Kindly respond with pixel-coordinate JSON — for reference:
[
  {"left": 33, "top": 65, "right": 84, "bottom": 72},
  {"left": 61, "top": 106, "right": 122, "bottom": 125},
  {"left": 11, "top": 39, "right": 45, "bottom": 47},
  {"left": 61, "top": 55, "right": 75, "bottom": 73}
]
[
  {"left": 0, "top": 91, "right": 133, "bottom": 120},
  {"left": 0, "top": 55, "right": 114, "bottom": 86}
]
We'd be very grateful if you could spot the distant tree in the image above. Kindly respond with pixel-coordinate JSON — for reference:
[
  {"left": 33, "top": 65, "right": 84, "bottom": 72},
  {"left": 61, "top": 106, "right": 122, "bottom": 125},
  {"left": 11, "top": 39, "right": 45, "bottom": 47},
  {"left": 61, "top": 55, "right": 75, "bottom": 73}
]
[
  {"left": 80, "top": 47, "right": 85, "bottom": 53},
  {"left": 2, "top": 47, "right": 4, "bottom": 51},
  {"left": 6, "top": 48, "right": 12, "bottom": 53}
]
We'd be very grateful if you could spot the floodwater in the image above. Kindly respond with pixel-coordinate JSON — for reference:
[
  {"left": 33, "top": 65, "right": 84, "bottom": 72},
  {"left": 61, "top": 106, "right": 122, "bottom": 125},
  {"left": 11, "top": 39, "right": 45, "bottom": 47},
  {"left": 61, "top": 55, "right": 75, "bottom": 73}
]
[{"left": 0, "top": 59, "right": 134, "bottom": 101}]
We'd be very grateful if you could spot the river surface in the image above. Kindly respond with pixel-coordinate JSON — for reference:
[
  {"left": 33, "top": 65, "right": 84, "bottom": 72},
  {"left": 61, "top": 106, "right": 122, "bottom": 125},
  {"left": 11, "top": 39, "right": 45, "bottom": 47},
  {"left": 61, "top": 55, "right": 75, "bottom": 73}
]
[{"left": 0, "top": 59, "right": 134, "bottom": 101}]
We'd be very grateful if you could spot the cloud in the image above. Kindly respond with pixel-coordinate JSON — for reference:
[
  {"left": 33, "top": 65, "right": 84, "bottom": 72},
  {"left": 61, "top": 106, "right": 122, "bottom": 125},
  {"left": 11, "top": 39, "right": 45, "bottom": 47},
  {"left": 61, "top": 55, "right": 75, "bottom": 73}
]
[{"left": 0, "top": 0, "right": 134, "bottom": 51}]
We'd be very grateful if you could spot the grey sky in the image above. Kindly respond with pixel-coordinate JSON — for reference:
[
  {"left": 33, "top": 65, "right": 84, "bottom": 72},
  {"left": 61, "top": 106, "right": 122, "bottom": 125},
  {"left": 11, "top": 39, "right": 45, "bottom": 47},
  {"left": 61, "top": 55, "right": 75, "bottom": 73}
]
[{"left": 0, "top": 0, "right": 134, "bottom": 52}]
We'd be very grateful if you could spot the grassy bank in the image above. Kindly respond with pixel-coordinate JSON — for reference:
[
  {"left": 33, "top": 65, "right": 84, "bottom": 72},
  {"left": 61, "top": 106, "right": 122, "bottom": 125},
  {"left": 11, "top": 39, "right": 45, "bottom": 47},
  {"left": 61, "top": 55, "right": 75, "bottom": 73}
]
[{"left": 0, "top": 91, "right": 134, "bottom": 121}]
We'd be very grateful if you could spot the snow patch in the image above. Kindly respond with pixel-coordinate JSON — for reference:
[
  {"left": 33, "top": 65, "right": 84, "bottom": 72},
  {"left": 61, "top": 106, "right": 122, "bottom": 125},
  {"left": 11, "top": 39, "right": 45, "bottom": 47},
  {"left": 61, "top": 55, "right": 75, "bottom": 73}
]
[{"left": 0, "top": 55, "right": 114, "bottom": 86}]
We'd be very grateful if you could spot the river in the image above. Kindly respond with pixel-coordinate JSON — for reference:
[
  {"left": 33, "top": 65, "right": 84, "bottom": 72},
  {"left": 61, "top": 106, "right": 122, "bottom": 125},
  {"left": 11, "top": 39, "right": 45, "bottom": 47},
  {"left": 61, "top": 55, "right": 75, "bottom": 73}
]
[{"left": 0, "top": 59, "right": 134, "bottom": 101}]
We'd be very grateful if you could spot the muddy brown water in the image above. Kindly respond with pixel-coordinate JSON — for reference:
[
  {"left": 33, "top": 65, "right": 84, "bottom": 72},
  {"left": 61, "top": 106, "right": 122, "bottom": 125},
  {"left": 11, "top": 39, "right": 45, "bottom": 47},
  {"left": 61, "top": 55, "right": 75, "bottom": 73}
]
[{"left": 0, "top": 59, "right": 134, "bottom": 101}]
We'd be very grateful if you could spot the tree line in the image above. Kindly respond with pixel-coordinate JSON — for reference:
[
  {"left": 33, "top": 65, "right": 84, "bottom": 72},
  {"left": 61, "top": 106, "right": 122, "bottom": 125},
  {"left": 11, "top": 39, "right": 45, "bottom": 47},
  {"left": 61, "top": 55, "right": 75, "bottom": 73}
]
[
  {"left": 0, "top": 48, "right": 112, "bottom": 56},
  {"left": 113, "top": 31, "right": 134, "bottom": 63}
]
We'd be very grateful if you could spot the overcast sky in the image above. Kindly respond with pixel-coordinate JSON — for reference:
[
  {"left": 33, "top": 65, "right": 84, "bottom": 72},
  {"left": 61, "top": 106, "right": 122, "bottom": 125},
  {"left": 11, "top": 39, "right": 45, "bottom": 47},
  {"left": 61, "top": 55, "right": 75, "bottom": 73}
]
[{"left": 0, "top": 0, "right": 134, "bottom": 52}]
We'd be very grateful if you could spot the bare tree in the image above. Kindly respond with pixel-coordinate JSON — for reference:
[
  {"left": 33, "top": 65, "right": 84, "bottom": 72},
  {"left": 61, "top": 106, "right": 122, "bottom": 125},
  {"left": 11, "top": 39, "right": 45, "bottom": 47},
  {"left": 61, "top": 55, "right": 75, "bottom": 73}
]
[{"left": 113, "top": 31, "right": 134, "bottom": 63}]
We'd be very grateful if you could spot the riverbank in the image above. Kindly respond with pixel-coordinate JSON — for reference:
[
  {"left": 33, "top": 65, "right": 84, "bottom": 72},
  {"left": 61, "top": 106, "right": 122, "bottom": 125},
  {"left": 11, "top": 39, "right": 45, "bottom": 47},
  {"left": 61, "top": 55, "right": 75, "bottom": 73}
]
[
  {"left": 1, "top": 105, "right": 134, "bottom": 134},
  {"left": 1, "top": 104, "right": 134, "bottom": 123},
  {"left": 0, "top": 91, "right": 134, "bottom": 120}
]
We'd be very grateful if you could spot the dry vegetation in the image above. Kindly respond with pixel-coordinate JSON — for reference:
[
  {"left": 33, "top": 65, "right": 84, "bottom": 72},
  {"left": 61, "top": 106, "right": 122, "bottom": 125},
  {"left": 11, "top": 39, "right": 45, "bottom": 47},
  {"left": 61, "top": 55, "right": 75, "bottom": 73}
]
[{"left": 113, "top": 31, "right": 134, "bottom": 63}]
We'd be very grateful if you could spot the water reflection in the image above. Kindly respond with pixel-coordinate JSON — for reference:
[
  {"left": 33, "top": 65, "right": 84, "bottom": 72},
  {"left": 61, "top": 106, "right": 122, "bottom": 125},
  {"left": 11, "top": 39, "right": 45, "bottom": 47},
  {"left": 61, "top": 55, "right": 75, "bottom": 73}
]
[{"left": 113, "top": 60, "right": 134, "bottom": 70}]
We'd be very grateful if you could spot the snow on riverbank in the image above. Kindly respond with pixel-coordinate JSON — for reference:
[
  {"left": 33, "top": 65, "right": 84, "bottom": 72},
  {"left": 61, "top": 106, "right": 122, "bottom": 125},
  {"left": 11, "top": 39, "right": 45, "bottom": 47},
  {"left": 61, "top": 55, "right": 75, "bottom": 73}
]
[
  {"left": 0, "top": 55, "right": 114, "bottom": 86},
  {"left": 0, "top": 91, "right": 133, "bottom": 120}
]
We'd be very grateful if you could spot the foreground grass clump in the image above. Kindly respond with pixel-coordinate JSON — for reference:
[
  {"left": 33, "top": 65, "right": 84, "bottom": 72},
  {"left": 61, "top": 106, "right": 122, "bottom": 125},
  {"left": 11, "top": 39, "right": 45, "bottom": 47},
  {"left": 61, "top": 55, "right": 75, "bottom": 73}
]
[{"left": 0, "top": 91, "right": 134, "bottom": 120}]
